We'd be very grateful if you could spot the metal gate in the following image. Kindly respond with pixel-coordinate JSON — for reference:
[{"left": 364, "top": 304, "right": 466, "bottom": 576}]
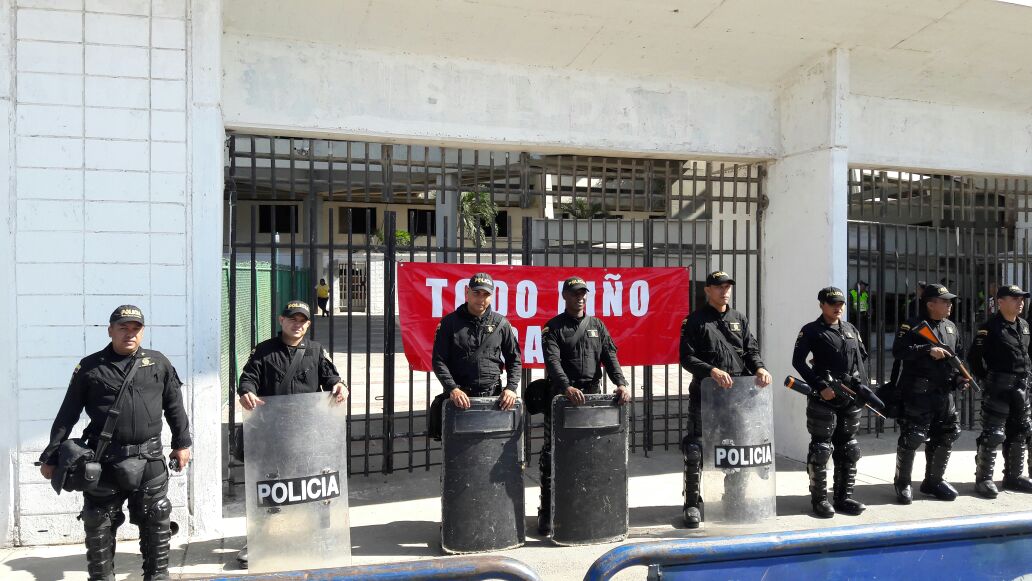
[
  {"left": 847, "top": 169, "right": 1032, "bottom": 433},
  {"left": 224, "top": 134, "right": 764, "bottom": 475}
]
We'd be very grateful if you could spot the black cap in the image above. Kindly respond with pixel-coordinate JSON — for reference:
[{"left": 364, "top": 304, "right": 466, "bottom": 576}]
[
  {"left": 706, "top": 271, "right": 735, "bottom": 286},
  {"left": 818, "top": 287, "right": 846, "bottom": 304},
  {"left": 996, "top": 284, "right": 1030, "bottom": 299},
  {"left": 468, "top": 273, "right": 494, "bottom": 294},
  {"left": 562, "top": 276, "right": 589, "bottom": 293},
  {"left": 109, "top": 305, "right": 145, "bottom": 325},
  {"left": 281, "top": 300, "right": 311, "bottom": 319},
  {"left": 922, "top": 283, "right": 957, "bottom": 300}
]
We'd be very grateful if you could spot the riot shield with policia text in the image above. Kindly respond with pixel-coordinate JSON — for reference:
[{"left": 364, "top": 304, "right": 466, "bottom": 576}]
[
  {"left": 244, "top": 392, "right": 351, "bottom": 574},
  {"left": 441, "top": 397, "right": 525, "bottom": 554},
  {"left": 550, "top": 393, "right": 629, "bottom": 546},
  {"left": 700, "top": 376, "right": 776, "bottom": 525}
]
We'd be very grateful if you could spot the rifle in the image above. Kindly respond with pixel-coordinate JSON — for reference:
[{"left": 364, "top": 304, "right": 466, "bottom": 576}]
[
  {"left": 910, "top": 320, "right": 981, "bottom": 391},
  {"left": 785, "top": 374, "right": 887, "bottom": 419}
]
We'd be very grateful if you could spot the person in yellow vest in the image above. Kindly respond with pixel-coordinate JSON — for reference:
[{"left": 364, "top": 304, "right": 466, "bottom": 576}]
[
  {"left": 315, "top": 278, "right": 331, "bottom": 317},
  {"left": 849, "top": 281, "right": 871, "bottom": 345}
]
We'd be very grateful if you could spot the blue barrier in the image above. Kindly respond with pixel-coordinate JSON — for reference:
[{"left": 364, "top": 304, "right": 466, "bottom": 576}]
[
  {"left": 207, "top": 555, "right": 542, "bottom": 581},
  {"left": 584, "top": 511, "right": 1032, "bottom": 581}
]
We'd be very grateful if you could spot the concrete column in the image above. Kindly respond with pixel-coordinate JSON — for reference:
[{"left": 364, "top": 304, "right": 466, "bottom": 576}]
[
  {"left": 435, "top": 176, "right": 458, "bottom": 262},
  {"left": 0, "top": 0, "right": 15, "bottom": 549},
  {"left": 763, "top": 49, "right": 850, "bottom": 461},
  {"left": 188, "top": 0, "right": 224, "bottom": 537}
]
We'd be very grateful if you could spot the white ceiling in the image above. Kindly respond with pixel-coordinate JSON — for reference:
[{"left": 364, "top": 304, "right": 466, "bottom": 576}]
[{"left": 224, "top": 0, "right": 1032, "bottom": 112}]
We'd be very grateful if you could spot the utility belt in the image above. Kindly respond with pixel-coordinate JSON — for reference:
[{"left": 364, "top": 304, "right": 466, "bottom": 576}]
[
  {"left": 465, "top": 383, "right": 502, "bottom": 397},
  {"left": 567, "top": 378, "right": 602, "bottom": 393},
  {"left": 93, "top": 436, "right": 163, "bottom": 463},
  {"left": 899, "top": 375, "right": 950, "bottom": 395},
  {"left": 986, "top": 372, "right": 1030, "bottom": 391}
]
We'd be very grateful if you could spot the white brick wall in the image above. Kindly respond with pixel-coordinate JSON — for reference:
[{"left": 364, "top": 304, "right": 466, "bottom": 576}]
[{"left": 6, "top": 0, "right": 208, "bottom": 546}]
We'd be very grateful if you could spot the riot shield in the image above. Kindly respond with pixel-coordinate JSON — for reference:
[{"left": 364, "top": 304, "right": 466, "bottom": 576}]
[
  {"left": 550, "top": 394, "right": 628, "bottom": 546},
  {"left": 700, "top": 376, "right": 776, "bottom": 525},
  {"left": 441, "top": 397, "right": 525, "bottom": 554},
  {"left": 244, "top": 392, "right": 351, "bottom": 573}
]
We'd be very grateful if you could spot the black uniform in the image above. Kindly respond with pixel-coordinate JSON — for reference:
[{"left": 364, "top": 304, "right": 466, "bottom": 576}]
[
  {"left": 792, "top": 317, "right": 868, "bottom": 515},
  {"left": 538, "top": 313, "right": 626, "bottom": 526},
  {"left": 432, "top": 304, "right": 522, "bottom": 397},
  {"left": 679, "top": 304, "right": 765, "bottom": 525},
  {"left": 968, "top": 312, "right": 1032, "bottom": 495},
  {"left": 237, "top": 336, "right": 342, "bottom": 398},
  {"left": 891, "top": 316, "right": 963, "bottom": 501},
  {"left": 41, "top": 346, "right": 191, "bottom": 581}
]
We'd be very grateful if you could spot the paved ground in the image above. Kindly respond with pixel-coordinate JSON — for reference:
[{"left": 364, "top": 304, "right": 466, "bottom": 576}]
[{"left": 2, "top": 431, "right": 1030, "bottom": 580}]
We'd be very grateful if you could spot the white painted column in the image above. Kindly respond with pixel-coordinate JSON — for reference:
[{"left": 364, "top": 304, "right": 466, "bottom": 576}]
[
  {"left": 187, "top": 0, "right": 223, "bottom": 537},
  {"left": 763, "top": 49, "right": 850, "bottom": 461},
  {"left": 0, "top": 0, "right": 16, "bottom": 549}
]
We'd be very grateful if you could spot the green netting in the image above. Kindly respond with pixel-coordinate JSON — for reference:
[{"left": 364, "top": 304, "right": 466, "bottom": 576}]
[{"left": 220, "top": 259, "right": 311, "bottom": 402}]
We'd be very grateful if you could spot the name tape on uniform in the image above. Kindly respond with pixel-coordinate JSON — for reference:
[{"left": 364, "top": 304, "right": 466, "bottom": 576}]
[
  {"left": 256, "top": 471, "right": 341, "bottom": 507},
  {"left": 714, "top": 443, "right": 773, "bottom": 468}
]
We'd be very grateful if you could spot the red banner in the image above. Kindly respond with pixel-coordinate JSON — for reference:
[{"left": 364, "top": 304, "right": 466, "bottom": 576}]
[{"left": 397, "top": 263, "right": 690, "bottom": 371}]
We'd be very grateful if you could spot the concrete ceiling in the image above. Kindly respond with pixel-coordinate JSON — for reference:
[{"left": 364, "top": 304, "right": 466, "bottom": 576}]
[{"left": 224, "top": 0, "right": 1032, "bottom": 112}]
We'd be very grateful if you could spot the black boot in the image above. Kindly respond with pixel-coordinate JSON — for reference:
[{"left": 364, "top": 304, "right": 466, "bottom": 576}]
[
  {"left": 807, "top": 460, "right": 834, "bottom": 518},
  {"left": 919, "top": 445, "right": 958, "bottom": 501},
  {"left": 81, "top": 507, "right": 119, "bottom": 581},
  {"left": 832, "top": 463, "right": 866, "bottom": 515},
  {"left": 894, "top": 447, "right": 915, "bottom": 505},
  {"left": 1002, "top": 442, "right": 1032, "bottom": 493},
  {"left": 974, "top": 444, "right": 1000, "bottom": 499},
  {"left": 682, "top": 439, "right": 703, "bottom": 529},
  {"left": 537, "top": 485, "right": 552, "bottom": 536}
]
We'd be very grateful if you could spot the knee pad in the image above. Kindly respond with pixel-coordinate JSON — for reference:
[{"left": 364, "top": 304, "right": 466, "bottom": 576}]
[
  {"left": 133, "top": 497, "right": 172, "bottom": 526},
  {"left": 79, "top": 505, "right": 111, "bottom": 529},
  {"left": 835, "top": 439, "right": 862, "bottom": 463},
  {"left": 978, "top": 428, "right": 1006, "bottom": 448},
  {"left": 940, "top": 422, "right": 962, "bottom": 445},
  {"left": 899, "top": 426, "right": 928, "bottom": 451},
  {"left": 681, "top": 438, "right": 702, "bottom": 464},
  {"left": 807, "top": 441, "right": 833, "bottom": 465}
]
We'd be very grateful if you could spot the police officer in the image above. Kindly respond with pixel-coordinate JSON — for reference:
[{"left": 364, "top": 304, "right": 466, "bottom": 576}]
[
  {"left": 792, "top": 287, "right": 868, "bottom": 518},
  {"left": 968, "top": 284, "right": 1032, "bottom": 498},
  {"left": 538, "top": 276, "right": 631, "bottom": 535},
  {"left": 39, "top": 306, "right": 192, "bottom": 581},
  {"left": 236, "top": 300, "right": 348, "bottom": 567},
  {"left": 679, "top": 271, "right": 771, "bottom": 528},
  {"left": 891, "top": 283, "right": 966, "bottom": 504},
  {"left": 432, "top": 273, "right": 522, "bottom": 411},
  {"left": 850, "top": 281, "right": 871, "bottom": 345}
]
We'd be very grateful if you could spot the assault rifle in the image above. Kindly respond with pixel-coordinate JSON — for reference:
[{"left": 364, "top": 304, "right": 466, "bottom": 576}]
[
  {"left": 910, "top": 320, "right": 980, "bottom": 391},
  {"left": 785, "top": 373, "right": 887, "bottom": 419}
]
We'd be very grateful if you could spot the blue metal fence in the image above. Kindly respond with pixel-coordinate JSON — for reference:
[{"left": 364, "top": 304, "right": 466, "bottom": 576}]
[{"left": 583, "top": 511, "right": 1032, "bottom": 581}]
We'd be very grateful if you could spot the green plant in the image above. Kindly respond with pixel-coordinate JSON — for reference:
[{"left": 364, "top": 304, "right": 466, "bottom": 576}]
[
  {"left": 560, "top": 199, "right": 610, "bottom": 219},
  {"left": 371, "top": 228, "right": 413, "bottom": 248},
  {"left": 459, "top": 189, "right": 498, "bottom": 247}
]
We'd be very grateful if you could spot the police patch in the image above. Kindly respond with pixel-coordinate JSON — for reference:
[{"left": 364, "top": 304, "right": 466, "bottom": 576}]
[
  {"left": 728, "top": 322, "right": 741, "bottom": 332},
  {"left": 542, "top": 327, "right": 549, "bottom": 334},
  {"left": 845, "top": 332, "right": 854, "bottom": 339},
  {"left": 900, "top": 324, "right": 912, "bottom": 331},
  {"left": 587, "top": 329, "right": 599, "bottom": 338},
  {"left": 945, "top": 326, "right": 954, "bottom": 334},
  {"left": 486, "top": 325, "right": 495, "bottom": 333},
  {"left": 977, "top": 329, "right": 989, "bottom": 336},
  {"left": 797, "top": 332, "right": 804, "bottom": 338},
  {"left": 140, "top": 357, "right": 154, "bottom": 367}
]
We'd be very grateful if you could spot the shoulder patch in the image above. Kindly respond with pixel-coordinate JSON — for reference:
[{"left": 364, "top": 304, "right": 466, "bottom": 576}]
[
  {"left": 542, "top": 326, "right": 549, "bottom": 334},
  {"left": 977, "top": 329, "right": 989, "bottom": 336},
  {"left": 249, "top": 348, "right": 256, "bottom": 357},
  {"left": 900, "top": 324, "right": 911, "bottom": 331},
  {"left": 797, "top": 331, "right": 804, "bottom": 338},
  {"left": 72, "top": 363, "right": 81, "bottom": 375}
]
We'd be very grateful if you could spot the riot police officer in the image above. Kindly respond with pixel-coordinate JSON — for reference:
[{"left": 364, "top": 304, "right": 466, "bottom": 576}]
[
  {"left": 236, "top": 300, "right": 348, "bottom": 567},
  {"left": 792, "top": 287, "right": 868, "bottom": 518},
  {"left": 679, "top": 271, "right": 771, "bottom": 529},
  {"left": 39, "top": 306, "right": 192, "bottom": 581},
  {"left": 432, "top": 273, "right": 522, "bottom": 410},
  {"left": 538, "top": 276, "right": 631, "bottom": 535},
  {"left": 968, "top": 284, "right": 1032, "bottom": 497},
  {"left": 891, "top": 283, "right": 967, "bottom": 504},
  {"left": 237, "top": 300, "right": 348, "bottom": 405}
]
